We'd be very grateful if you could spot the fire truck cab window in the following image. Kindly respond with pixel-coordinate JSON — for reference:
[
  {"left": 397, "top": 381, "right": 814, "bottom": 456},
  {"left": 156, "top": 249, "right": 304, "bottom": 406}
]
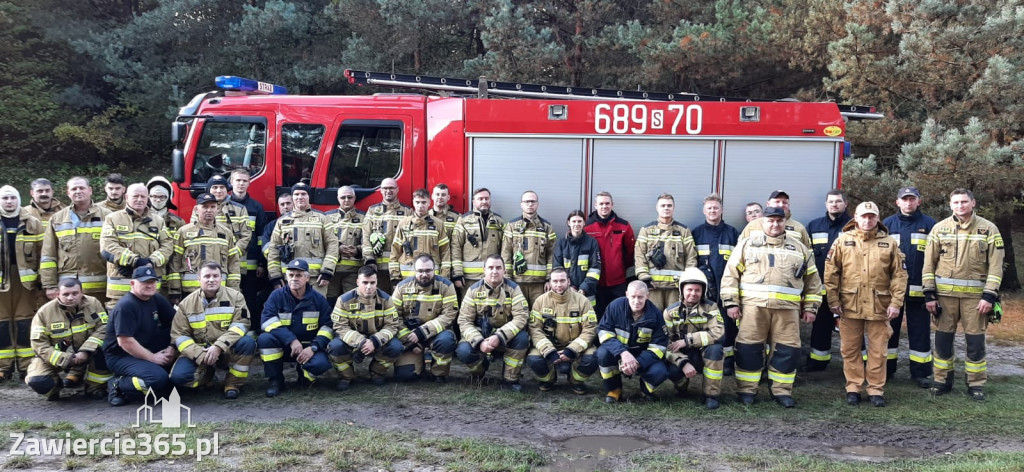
[
  {"left": 327, "top": 122, "right": 402, "bottom": 189},
  {"left": 280, "top": 124, "right": 326, "bottom": 188},
  {"left": 192, "top": 121, "right": 266, "bottom": 184}
]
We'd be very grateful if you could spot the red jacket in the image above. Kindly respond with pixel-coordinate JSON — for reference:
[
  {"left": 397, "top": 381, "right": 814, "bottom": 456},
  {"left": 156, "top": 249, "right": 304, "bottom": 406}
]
[{"left": 585, "top": 211, "right": 635, "bottom": 287}]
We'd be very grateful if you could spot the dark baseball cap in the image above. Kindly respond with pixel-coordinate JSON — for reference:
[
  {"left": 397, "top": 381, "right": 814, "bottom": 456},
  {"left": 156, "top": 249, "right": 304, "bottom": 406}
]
[
  {"left": 207, "top": 175, "right": 230, "bottom": 189},
  {"left": 768, "top": 190, "right": 790, "bottom": 200},
  {"left": 291, "top": 182, "right": 311, "bottom": 194},
  {"left": 132, "top": 266, "right": 159, "bottom": 282},
  {"left": 286, "top": 259, "right": 309, "bottom": 272},
  {"left": 763, "top": 206, "right": 787, "bottom": 218},
  {"left": 196, "top": 193, "right": 217, "bottom": 205},
  {"left": 897, "top": 187, "right": 921, "bottom": 198}
]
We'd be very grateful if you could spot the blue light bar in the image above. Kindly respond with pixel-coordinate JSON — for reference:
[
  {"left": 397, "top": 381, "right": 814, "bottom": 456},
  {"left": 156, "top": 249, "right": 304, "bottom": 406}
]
[{"left": 215, "top": 76, "right": 287, "bottom": 95}]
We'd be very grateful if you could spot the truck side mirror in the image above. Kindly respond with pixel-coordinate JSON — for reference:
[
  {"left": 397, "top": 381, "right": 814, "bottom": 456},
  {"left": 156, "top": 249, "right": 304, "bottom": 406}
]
[
  {"left": 171, "top": 122, "right": 188, "bottom": 143},
  {"left": 171, "top": 149, "right": 185, "bottom": 183}
]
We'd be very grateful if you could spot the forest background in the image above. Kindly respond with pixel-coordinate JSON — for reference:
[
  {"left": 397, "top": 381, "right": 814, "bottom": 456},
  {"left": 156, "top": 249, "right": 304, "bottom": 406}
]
[{"left": 1, "top": 0, "right": 1022, "bottom": 289}]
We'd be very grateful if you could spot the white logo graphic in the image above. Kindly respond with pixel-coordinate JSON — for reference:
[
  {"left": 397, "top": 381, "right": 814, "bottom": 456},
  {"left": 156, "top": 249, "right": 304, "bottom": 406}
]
[{"left": 135, "top": 387, "right": 195, "bottom": 428}]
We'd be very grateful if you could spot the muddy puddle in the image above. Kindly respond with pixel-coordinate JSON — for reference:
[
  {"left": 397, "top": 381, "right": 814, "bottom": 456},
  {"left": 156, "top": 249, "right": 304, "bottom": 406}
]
[
  {"left": 830, "top": 443, "right": 926, "bottom": 460},
  {"left": 537, "top": 435, "right": 654, "bottom": 472}
]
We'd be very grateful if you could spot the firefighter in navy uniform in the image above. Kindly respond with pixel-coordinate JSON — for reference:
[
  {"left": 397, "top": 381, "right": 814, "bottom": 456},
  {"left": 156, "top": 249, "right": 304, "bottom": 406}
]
[
  {"left": 451, "top": 188, "right": 505, "bottom": 289},
  {"left": 664, "top": 268, "right": 725, "bottom": 409},
  {"left": 267, "top": 182, "right": 339, "bottom": 296},
  {"left": 169, "top": 262, "right": 255, "bottom": 399},
  {"left": 923, "top": 188, "right": 1004, "bottom": 402},
  {"left": 0, "top": 185, "right": 44, "bottom": 381},
  {"left": 455, "top": 254, "right": 530, "bottom": 391},
  {"left": 553, "top": 210, "right": 601, "bottom": 306},
  {"left": 721, "top": 206, "right": 822, "bottom": 408},
  {"left": 258, "top": 259, "right": 334, "bottom": 397},
  {"left": 882, "top": 187, "right": 936, "bottom": 387},
  {"left": 526, "top": 267, "right": 598, "bottom": 395},
  {"left": 391, "top": 255, "right": 458, "bottom": 383},
  {"left": 596, "top": 280, "right": 670, "bottom": 403},
  {"left": 361, "top": 177, "right": 412, "bottom": 295},
  {"left": 326, "top": 186, "right": 364, "bottom": 302},
  {"left": 328, "top": 265, "right": 403, "bottom": 390},
  {"left": 690, "top": 194, "right": 738, "bottom": 375},
  {"left": 501, "top": 190, "right": 556, "bottom": 305},
  {"left": 390, "top": 188, "right": 451, "bottom": 282},
  {"left": 26, "top": 279, "right": 110, "bottom": 400},
  {"left": 634, "top": 193, "right": 698, "bottom": 310},
  {"left": 805, "top": 189, "right": 851, "bottom": 371}
]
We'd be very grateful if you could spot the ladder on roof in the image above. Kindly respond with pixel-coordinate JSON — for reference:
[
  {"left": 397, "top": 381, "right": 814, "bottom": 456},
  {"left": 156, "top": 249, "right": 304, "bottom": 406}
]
[{"left": 344, "top": 69, "right": 883, "bottom": 121}]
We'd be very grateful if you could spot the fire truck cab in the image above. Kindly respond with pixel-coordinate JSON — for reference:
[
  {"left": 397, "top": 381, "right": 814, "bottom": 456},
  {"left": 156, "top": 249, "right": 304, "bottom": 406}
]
[{"left": 171, "top": 72, "right": 878, "bottom": 235}]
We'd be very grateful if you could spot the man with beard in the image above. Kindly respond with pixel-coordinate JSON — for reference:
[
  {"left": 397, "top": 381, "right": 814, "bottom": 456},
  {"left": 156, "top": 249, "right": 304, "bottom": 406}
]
[{"left": 391, "top": 254, "right": 458, "bottom": 383}]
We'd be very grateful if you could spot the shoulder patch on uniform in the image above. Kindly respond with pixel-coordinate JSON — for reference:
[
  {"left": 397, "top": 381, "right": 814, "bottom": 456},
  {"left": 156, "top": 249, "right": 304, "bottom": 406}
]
[
  {"left": 844, "top": 241, "right": 856, "bottom": 246},
  {"left": 878, "top": 242, "right": 889, "bottom": 248},
  {"left": 475, "top": 290, "right": 488, "bottom": 299},
  {"left": 542, "top": 308, "right": 554, "bottom": 314},
  {"left": 672, "top": 230, "right": 681, "bottom": 236},
  {"left": 917, "top": 228, "right": 927, "bottom": 233},
  {"left": 785, "top": 243, "right": 797, "bottom": 250},
  {"left": 446, "top": 216, "right": 455, "bottom": 222},
  {"left": 309, "top": 216, "right": 320, "bottom": 223},
  {"left": 396, "top": 210, "right": 406, "bottom": 216},
  {"left": 184, "top": 231, "right": 198, "bottom": 238},
  {"left": 116, "top": 225, "right": 130, "bottom": 232},
  {"left": 977, "top": 228, "right": 988, "bottom": 235}
]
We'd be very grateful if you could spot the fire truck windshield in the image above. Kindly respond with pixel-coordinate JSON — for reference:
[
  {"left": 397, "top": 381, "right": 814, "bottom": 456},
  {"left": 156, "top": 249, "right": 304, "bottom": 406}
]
[{"left": 191, "top": 120, "right": 266, "bottom": 183}]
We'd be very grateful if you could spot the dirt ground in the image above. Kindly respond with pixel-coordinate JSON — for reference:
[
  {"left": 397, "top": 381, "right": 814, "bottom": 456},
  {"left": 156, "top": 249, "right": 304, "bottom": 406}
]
[{"left": 3, "top": 333, "right": 1024, "bottom": 471}]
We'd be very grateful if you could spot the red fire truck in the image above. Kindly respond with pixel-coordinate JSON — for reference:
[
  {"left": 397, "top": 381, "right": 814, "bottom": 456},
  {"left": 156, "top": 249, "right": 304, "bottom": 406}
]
[{"left": 170, "top": 71, "right": 880, "bottom": 234}]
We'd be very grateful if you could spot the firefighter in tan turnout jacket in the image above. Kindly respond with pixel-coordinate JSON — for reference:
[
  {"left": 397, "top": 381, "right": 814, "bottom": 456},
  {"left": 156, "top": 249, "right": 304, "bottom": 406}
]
[
  {"left": 451, "top": 188, "right": 505, "bottom": 288},
  {"left": 390, "top": 189, "right": 451, "bottom": 282},
  {"left": 169, "top": 262, "right": 255, "bottom": 399},
  {"left": 267, "top": 182, "right": 339, "bottom": 296},
  {"left": 455, "top": 254, "right": 530, "bottom": 391},
  {"left": 41, "top": 177, "right": 111, "bottom": 305},
  {"left": 526, "top": 268, "right": 598, "bottom": 395},
  {"left": 99, "top": 184, "right": 174, "bottom": 309},
  {"left": 361, "top": 178, "right": 412, "bottom": 294},
  {"left": 635, "top": 193, "right": 698, "bottom": 310},
  {"left": 326, "top": 186, "right": 364, "bottom": 300},
  {"left": 167, "top": 193, "right": 241, "bottom": 300},
  {"left": 501, "top": 191, "right": 556, "bottom": 305},
  {"left": 25, "top": 279, "right": 110, "bottom": 400},
  {"left": 0, "top": 186, "right": 45, "bottom": 379},
  {"left": 328, "top": 265, "right": 403, "bottom": 391},
  {"left": 721, "top": 206, "right": 822, "bottom": 408},
  {"left": 824, "top": 202, "right": 907, "bottom": 407},
  {"left": 923, "top": 188, "right": 1004, "bottom": 402},
  {"left": 391, "top": 255, "right": 459, "bottom": 382},
  {"left": 193, "top": 175, "right": 251, "bottom": 262},
  {"left": 664, "top": 267, "right": 725, "bottom": 409}
]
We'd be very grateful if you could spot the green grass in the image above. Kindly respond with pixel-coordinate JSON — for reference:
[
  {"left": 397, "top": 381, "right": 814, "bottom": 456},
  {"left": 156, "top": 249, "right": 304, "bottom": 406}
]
[{"left": 626, "top": 450, "right": 1024, "bottom": 471}]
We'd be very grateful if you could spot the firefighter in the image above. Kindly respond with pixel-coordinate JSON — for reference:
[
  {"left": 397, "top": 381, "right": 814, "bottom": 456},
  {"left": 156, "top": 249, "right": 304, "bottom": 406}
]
[
  {"left": 40, "top": 177, "right": 111, "bottom": 305},
  {"left": 23, "top": 178, "right": 65, "bottom": 228},
  {"left": 554, "top": 210, "right": 601, "bottom": 306},
  {"left": 229, "top": 168, "right": 268, "bottom": 321},
  {"left": 430, "top": 183, "right": 460, "bottom": 272},
  {"left": 882, "top": 187, "right": 937, "bottom": 388},
  {"left": 99, "top": 173, "right": 126, "bottom": 212},
  {"left": 266, "top": 182, "right": 338, "bottom": 296},
  {"left": 824, "top": 202, "right": 907, "bottom": 407},
  {"left": 664, "top": 267, "right": 725, "bottom": 409},
  {"left": 455, "top": 254, "right": 530, "bottom": 391},
  {"left": 195, "top": 175, "right": 251, "bottom": 259},
  {"left": 169, "top": 262, "right": 255, "bottom": 399},
  {"left": 744, "top": 202, "right": 763, "bottom": 223},
  {"left": 501, "top": 190, "right": 556, "bottom": 305},
  {"left": 451, "top": 187, "right": 505, "bottom": 289},
  {"left": 166, "top": 193, "right": 241, "bottom": 301},
  {"left": 923, "top": 188, "right": 1004, "bottom": 402},
  {"left": 328, "top": 265, "right": 403, "bottom": 390},
  {"left": 596, "top": 280, "right": 670, "bottom": 403},
  {"left": 104, "top": 266, "right": 177, "bottom": 407},
  {"left": 584, "top": 191, "right": 635, "bottom": 316},
  {"left": 392, "top": 254, "right": 458, "bottom": 383},
  {"left": 361, "top": 177, "right": 412, "bottom": 294},
  {"left": 390, "top": 188, "right": 451, "bottom": 283},
  {"left": 690, "top": 193, "right": 738, "bottom": 375},
  {"left": 326, "top": 186, "right": 364, "bottom": 303},
  {"left": 526, "top": 267, "right": 598, "bottom": 395},
  {"left": 721, "top": 206, "right": 822, "bottom": 408},
  {"left": 739, "top": 190, "right": 812, "bottom": 247},
  {"left": 25, "top": 278, "right": 110, "bottom": 400},
  {"left": 258, "top": 259, "right": 334, "bottom": 397},
  {"left": 635, "top": 193, "right": 698, "bottom": 310},
  {"left": 805, "top": 189, "right": 852, "bottom": 372},
  {"left": 0, "top": 185, "right": 44, "bottom": 380},
  {"left": 146, "top": 177, "right": 185, "bottom": 237},
  {"left": 99, "top": 183, "right": 174, "bottom": 309}
]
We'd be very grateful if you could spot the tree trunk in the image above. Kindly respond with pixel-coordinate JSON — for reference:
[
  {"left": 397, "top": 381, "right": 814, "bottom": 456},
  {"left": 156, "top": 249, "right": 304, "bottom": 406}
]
[{"left": 996, "top": 212, "right": 1021, "bottom": 292}]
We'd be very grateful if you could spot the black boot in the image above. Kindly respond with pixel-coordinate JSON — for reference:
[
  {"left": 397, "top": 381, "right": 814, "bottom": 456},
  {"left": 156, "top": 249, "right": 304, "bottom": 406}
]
[{"left": 107, "top": 378, "right": 127, "bottom": 407}]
